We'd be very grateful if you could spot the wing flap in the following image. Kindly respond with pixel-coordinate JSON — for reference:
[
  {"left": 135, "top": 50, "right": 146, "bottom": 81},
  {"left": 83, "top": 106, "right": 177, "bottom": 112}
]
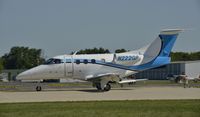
[{"left": 119, "top": 79, "right": 148, "bottom": 84}]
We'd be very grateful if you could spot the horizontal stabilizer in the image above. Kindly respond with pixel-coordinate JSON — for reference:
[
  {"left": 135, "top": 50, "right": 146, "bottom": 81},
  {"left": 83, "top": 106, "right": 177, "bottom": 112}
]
[{"left": 160, "top": 29, "right": 184, "bottom": 35}]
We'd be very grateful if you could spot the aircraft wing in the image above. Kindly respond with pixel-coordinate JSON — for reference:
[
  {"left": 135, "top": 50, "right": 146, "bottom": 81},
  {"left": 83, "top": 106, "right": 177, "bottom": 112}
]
[
  {"left": 86, "top": 73, "right": 148, "bottom": 90},
  {"left": 86, "top": 73, "right": 148, "bottom": 84},
  {"left": 85, "top": 73, "right": 120, "bottom": 81},
  {"left": 187, "top": 77, "right": 196, "bottom": 80},
  {"left": 187, "top": 77, "right": 200, "bottom": 81}
]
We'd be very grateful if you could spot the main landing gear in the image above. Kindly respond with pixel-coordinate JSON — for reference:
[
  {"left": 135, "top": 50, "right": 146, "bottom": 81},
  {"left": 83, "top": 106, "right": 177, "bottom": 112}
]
[{"left": 95, "top": 83, "right": 111, "bottom": 91}]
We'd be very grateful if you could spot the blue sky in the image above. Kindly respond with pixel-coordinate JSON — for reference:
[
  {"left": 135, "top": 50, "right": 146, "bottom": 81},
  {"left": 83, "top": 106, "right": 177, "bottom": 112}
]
[{"left": 0, "top": 0, "right": 200, "bottom": 58}]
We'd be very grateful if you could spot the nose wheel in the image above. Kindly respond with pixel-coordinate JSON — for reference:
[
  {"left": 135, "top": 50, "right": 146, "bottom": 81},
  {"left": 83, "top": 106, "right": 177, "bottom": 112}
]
[{"left": 36, "top": 86, "right": 42, "bottom": 91}]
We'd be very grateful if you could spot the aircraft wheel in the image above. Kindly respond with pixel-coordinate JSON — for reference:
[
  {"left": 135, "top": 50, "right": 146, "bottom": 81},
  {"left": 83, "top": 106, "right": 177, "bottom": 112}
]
[
  {"left": 96, "top": 83, "right": 102, "bottom": 90},
  {"left": 104, "top": 83, "right": 111, "bottom": 91},
  {"left": 36, "top": 86, "right": 42, "bottom": 91}
]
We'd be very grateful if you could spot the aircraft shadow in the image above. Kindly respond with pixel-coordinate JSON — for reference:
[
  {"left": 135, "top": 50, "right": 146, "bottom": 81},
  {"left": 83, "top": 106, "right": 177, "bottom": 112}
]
[
  {"left": 4, "top": 87, "right": 135, "bottom": 93},
  {"left": 77, "top": 88, "right": 134, "bottom": 93}
]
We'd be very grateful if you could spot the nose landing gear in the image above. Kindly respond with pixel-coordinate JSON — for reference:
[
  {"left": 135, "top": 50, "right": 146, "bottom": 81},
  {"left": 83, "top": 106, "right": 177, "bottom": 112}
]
[
  {"left": 36, "top": 86, "right": 42, "bottom": 91},
  {"left": 36, "top": 81, "right": 42, "bottom": 91}
]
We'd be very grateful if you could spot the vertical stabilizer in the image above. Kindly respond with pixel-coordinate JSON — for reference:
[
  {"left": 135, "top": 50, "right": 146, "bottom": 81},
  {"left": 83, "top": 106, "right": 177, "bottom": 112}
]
[{"left": 140, "top": 29, "right": 183, "bottom": 64}]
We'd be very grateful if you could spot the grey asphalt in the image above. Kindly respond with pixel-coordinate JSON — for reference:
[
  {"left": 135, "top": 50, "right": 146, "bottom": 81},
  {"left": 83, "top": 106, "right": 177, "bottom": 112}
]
[{"left": 0, "top": 87, "right": 200, "bottom": 103}]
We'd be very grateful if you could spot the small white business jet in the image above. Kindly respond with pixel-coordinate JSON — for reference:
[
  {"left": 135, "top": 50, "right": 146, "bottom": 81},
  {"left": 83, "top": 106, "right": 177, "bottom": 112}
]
[{"left": 16, "top": 29, "right": 182, "bottom": 91}]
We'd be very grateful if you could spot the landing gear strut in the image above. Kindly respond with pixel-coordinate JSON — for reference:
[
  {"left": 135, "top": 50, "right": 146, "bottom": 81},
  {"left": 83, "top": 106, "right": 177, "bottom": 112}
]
[
  {"left": 96, "top": 83, "right": 102, "bottom": 91},
  {"left": 36, "top": 81, "right": 42, "bottom": 91}
]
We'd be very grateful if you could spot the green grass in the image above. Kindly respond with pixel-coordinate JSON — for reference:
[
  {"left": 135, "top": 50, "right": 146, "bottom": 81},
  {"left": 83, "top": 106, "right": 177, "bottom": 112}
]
[{"left": 0, "top": 100, "right": 200, "bottom": 117}]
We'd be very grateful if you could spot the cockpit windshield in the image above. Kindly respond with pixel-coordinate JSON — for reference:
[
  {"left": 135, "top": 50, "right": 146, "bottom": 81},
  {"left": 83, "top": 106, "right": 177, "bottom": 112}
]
[{"left": 44, "top": 58, "right": 62, "bottom": 64}]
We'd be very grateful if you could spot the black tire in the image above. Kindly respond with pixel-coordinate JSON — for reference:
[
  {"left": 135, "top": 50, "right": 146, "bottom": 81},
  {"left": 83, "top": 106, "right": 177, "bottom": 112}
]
[
  {"left": 96, "top": 83, "right": 102, "bottom": 90},
  {"left": 36, "top": 86, "right": 42, "bottom": 91},
  {"left": 104, "top": 83, "right": 111, "bottom": 91}
]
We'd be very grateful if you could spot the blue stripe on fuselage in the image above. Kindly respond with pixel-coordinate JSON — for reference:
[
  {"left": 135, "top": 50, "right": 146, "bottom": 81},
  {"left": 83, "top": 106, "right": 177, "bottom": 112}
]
[{"left": 62, "top": 57, "right": 170, "bottom": 71}]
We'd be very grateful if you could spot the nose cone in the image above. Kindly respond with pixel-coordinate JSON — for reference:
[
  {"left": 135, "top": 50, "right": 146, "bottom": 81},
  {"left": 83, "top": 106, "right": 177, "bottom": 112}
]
[
  {"left": 16, "top": 70, "right": 32, "bottom": 80},
  {"left": 16, "top": 65, "right": 45, "bottom": 81}
]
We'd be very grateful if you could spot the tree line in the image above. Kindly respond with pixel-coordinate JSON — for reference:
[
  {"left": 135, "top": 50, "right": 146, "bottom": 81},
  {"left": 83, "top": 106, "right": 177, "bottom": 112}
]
[
  {"left": 0, "top": 47, "right": 45, "bottom": 70},
  {"left": 171, "top": 52, "right": 200, "bottom": 61},
  {"left": 0, "top": 46, "right": 200, "bottom": 72}
]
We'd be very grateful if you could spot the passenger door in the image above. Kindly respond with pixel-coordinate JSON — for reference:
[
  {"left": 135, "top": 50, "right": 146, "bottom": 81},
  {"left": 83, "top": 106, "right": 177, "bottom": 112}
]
[{"left": 65, "top": 56, "right": 73, "bottom": 78}]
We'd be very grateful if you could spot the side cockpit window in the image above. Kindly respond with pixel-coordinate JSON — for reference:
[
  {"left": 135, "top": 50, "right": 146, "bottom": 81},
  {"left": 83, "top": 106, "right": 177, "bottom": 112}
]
[
  {"left": 44, "top": 58, "right": 62, "bottom": 64},
  {"left": 54, "top": 59, "right": 62, "bottom": 64}
]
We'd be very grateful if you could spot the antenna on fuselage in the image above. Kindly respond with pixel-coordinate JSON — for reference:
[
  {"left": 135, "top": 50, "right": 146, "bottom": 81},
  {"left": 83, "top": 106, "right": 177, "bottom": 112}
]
[{"left": 112, "top": 53, "right": 117, "bottom": 63}]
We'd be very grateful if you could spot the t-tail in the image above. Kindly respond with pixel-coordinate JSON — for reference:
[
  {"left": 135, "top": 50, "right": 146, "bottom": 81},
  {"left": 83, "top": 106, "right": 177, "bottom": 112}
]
[{"left": 130, "top": 29, "right": 183, "bottom": 71}]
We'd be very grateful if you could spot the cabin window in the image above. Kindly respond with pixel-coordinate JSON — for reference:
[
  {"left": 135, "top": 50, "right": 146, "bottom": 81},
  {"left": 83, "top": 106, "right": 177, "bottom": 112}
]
[
  {"left": 83, "top": 59, "right": 88, "bottom": 64},
  {"left": 91, "top": 59, "right": 96, "bottom": 64},
  {"left": 76, "top": 60, "right": 80, "bottom": 64}
]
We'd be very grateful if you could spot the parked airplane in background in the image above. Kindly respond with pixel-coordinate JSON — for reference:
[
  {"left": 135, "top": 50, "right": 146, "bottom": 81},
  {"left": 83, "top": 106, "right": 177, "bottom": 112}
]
[
  {"left": 0, "top": 73, "right": 9, "bottom": 82},
  {"left": 167, "top": 74, "right": 200, "bottom": 84},
  {"left": 16, "top": 29, "right": 183, "bottom": 91}
]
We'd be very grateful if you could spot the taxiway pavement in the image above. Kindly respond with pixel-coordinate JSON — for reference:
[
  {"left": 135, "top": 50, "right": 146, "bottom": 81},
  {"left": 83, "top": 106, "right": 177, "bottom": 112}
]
[{"left": 0, "top": 87, "right": 200, "bottom": 103}]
